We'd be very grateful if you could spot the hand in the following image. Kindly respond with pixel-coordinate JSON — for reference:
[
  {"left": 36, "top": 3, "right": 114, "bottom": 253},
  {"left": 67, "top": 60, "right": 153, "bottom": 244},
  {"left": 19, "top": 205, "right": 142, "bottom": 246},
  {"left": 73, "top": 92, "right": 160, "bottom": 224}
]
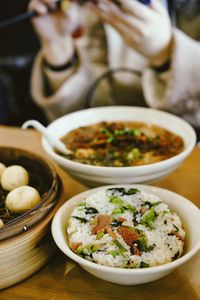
[
  {"left": 92, "top": 0, "right": 173, "bottom": 67},
  {"left": 28, "top": 0, "right": 81, "bottom": 65}
]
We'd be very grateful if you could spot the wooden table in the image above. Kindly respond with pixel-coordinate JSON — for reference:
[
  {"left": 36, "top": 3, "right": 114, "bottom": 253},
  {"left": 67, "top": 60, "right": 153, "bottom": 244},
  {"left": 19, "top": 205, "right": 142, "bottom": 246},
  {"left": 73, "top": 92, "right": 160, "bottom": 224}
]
[{"left": 0, "top": 125, "right": 200, "bottom": 300}]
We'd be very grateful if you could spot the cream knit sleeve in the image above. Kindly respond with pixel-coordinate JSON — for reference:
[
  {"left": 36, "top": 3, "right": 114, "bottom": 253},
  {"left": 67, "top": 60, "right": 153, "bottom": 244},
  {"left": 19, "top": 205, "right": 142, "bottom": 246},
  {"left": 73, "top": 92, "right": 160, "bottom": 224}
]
[
  {"left": 30, "top": 11, "right": 110, "bottom": 122},
  {"left": 142, "top": 29, "right": 200, "bottom": 127},
  {"left": 30, "top": 47, "right": 92, "bottom": 122}
]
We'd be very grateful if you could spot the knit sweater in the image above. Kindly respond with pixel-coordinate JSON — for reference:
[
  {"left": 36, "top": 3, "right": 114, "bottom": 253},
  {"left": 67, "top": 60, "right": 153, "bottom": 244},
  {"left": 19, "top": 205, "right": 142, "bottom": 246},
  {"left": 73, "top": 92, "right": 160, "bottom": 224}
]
[{"left": 31, "top": 3, "right": 200, "bottom": 129}]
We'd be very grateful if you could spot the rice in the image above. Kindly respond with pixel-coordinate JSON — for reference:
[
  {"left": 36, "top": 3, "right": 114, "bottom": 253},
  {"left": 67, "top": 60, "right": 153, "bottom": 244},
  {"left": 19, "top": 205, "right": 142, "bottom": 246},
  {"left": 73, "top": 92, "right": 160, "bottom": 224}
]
[{"left": 67, "top": 187, "right": 186, "bottom": 268}]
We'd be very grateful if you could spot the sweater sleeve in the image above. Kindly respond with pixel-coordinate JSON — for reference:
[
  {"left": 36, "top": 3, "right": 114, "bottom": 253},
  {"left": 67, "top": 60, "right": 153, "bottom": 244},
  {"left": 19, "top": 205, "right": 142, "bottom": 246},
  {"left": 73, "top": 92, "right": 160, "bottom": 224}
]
[
  {"left": 30, "top": 46, "right": 92, "bottom": 122},
  {"left": 30, "top": 12, "right": 110, "bottom": 122},
  {"left": 142, "top": 29, "right": 200, "bottom": 127}
]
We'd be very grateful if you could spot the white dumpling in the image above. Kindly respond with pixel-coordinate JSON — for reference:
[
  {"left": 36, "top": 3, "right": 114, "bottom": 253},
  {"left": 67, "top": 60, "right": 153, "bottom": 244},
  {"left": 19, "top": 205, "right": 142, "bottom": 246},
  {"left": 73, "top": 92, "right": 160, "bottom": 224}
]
[
  {"left": 0, "top": 163, "right": 6, "bottom": 182},
  {"left": 6, "top": 185, "right": 41, "bottom": 213},
  {"left": 0, "top": 219, "right": 4, "bottom": 228},
  {"left": 1, "top": 165, "right": 29, "bottom": 191}
]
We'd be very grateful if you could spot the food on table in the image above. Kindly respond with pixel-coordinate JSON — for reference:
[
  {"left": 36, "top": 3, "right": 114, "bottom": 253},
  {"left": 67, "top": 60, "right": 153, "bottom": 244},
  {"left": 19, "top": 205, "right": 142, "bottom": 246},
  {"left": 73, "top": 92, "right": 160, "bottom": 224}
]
[
  {"left": 60, "top": 121, "right": 184, "bottom": 167},
  {"left": 0, "top": 163, "right": 41, "bottom": 225},
  {"left": 0, "top": 163, "right": 6, "bottom": 181},
  {"left": 67, "top": 187, "right": 185, "bottom": 268},
  {"left": 0, "top": 219, "right": 4, "bottom": 228},
  {"left": 6, "top": 185, "right": 41, "bottom": 214},
  {"left": 1, "top": 165, "right": 29, "bottom": 191}
]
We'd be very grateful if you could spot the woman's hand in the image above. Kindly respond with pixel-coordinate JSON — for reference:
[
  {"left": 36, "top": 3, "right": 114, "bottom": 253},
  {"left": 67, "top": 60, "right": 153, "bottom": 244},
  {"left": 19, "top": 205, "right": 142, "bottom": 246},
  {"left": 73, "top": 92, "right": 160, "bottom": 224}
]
[
  {"left": 92, "top": 0, "right": 173, "bottom": 67},
  {"left": 28, "top": 0, "right": 80, "bottom": 65}
]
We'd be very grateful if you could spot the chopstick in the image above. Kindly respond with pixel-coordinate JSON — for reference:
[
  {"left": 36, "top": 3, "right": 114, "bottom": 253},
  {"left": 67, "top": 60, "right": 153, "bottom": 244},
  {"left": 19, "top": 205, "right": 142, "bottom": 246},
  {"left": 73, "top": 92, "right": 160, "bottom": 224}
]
[
  {"left": 0, "top": 0, "right": 91, "bottom": 30},
  {"left": 0, "top": 0, "right": 151, "bottom": 30},
  {"left": 138, "top": 0, "right": 151, "bottom": 4},
  {"left": 0, "top": 0, "right": 63, "bottom": 30},
  {"left": 0, "top": 11, "right": 37, "bottom": 30}
]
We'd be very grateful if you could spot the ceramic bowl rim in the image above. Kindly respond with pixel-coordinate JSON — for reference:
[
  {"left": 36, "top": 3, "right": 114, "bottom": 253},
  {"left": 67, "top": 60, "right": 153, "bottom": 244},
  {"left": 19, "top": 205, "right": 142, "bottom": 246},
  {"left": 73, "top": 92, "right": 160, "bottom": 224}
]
[
  {"left": 42, "top": 106, "right": 196, "bottom": 174},
  {"left": 52, "top": 184, "right": 200, "bottom": 275}
]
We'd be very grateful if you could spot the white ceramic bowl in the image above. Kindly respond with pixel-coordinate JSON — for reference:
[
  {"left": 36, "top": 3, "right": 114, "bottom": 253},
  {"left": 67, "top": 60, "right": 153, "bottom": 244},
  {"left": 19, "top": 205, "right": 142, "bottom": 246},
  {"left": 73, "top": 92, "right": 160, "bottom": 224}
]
[
  {"left": 51, "top": 184, "right": 200, "bottom": 285},
  {"left": 42, "top": 106, "right": 196, "bottom": 186}
]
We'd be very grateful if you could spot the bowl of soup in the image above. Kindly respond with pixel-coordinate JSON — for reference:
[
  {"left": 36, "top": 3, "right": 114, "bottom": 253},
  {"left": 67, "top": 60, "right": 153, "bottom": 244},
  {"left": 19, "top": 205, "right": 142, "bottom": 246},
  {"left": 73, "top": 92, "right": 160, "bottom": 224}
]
[{"left": 41, "top": 106, "right": 196, "bottom": 186}]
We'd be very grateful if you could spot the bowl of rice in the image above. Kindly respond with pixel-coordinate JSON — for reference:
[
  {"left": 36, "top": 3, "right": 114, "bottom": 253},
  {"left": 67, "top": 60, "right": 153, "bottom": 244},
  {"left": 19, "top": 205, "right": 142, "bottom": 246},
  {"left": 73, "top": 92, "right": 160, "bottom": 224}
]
[{"left": 52, "top": 185, "right": 200, "bottom": 285}]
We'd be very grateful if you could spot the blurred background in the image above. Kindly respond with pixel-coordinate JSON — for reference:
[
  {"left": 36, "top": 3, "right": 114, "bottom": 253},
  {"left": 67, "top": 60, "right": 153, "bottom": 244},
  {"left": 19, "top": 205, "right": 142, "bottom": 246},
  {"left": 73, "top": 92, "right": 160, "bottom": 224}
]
[
  {"left": 0, "top": 0, "right": 47, "bottom": 126},
  {"left": 0, "top": 0, "right": 199, "bottom": 142}
]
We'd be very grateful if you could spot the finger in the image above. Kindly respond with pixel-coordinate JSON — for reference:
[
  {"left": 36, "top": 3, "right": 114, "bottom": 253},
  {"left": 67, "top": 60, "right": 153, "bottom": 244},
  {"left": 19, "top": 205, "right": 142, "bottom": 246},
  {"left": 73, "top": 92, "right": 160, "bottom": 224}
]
[
  {"left": 40, "top": 0, "right": 57, "bottom": 11},
  {"left": 28, "top": 0, "right": 48, "bottom": 15},
  {"left": 95, "top": 6, "right": 141, "bottom": 44},
  {"left": 95, "top": 1, "right": 146, "bottom": 36},
  {"left": 150, "top": 0, "right": 167, "bottom": 14},
  {"left": 118, "top": 0, "right": 156, "bottom": 21},
  {"left": 109, "top": 20, "right": 141, "bottom": 49}
]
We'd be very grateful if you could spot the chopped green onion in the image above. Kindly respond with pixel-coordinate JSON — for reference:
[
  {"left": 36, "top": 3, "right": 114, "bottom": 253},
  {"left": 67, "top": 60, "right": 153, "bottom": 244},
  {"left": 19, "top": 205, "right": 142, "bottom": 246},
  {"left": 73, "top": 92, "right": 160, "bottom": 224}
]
[
  {"left": 113, "top": 239, "right": 127, "bottom": 252},
  {"left": 140, "top": 261, "right": 149, "bottom": 268},
  {"left": 112, "top": 207, "right": 125, "bottom": 214},
  {"left": 96, "top": 231, "right": 104, "bottom": 239},
  {"left": 140, "top": 207, "right": 157, "bottom": 230},
  {"left": 110, "top": 196, "right": 123, "bottom": 206}
]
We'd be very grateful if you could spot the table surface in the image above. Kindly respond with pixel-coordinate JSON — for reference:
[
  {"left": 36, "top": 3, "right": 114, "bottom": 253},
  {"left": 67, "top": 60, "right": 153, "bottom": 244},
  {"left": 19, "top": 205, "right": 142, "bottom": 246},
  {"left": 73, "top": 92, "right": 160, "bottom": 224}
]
[{"left": 0, "top": 125, "right": 200, "bottom": 300}]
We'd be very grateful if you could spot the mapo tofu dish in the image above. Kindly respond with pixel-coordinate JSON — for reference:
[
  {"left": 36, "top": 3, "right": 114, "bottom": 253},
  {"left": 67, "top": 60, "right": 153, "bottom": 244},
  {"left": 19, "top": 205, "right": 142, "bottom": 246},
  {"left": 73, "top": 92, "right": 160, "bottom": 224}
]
[{"left": 60, "top": 121, "right": 184, "bottom": 167}]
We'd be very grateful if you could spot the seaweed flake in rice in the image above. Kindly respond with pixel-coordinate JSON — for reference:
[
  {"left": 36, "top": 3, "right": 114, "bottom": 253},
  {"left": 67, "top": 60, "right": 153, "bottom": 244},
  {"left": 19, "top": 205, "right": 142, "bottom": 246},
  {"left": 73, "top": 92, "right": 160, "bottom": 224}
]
[{"left": 67, "top": 187, "right": 186, "bottom": 268}]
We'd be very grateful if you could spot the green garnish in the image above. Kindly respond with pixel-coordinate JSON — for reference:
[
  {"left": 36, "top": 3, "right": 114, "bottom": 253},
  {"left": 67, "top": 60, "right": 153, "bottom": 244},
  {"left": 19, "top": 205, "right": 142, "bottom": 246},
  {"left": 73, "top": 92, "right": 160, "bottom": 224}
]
[
  {"left": 126, "top": 188, "right": 139, "bottom": 195},
  {"left": 127, "top": 129, "right": 141, "bottom": 136},
  {"left": 111, "top": 220, "right": 124, "bottom": 227},
  {"left": 114, "top": 129, "right": 126, "bottom": 136},
  {"left": 151, "top": 201, "right": 161, "bottom": 206},
  {"left": 92, "top": 244, "right": 100, "bottom": 252},
  {"left": 137, "top": 236, "right": 154, "bottom": 252},
  {"left": 112, "top": 207, "right": 125, "bottom": 214},
  {"left": 109, "top": 196, "right": 123, "bottom": 206},
  {"left": 139, "top": 261, "right": 149, "bottom": 268},
  {"left": 107, "top": 137, "right": 114, "bottom": 143},
  {"left": 109, "top": 250, "right": 118, "bottom": 258},
  {"left": 140, "top": 207, "right": 157, "bottom": 230},
  {"left": 96, "top": 231, "right": 104, "bottom": 239},
  {"left": 76, "top": 245, "right": 84, "bottom": 255},
  {"left": 108, "top": 187, "right": 139, "bottom": 196},
  {"left": 85, "top": 207, "right": 99, "bottom": 214},
  {"left": 172, "top": 251, "right": 180, "bottom": 260},
  {"left": 173, "top": 224, "right": 179, "bottom": 232},
  {"left": 113, "top": 239, "right": 127, "bottom": 253},
  {"left": 127, "top": 148, "right": 143, "bottom": 161},
  {"left": 109, "top": 189, "right": 139, "bottom": 215},
  {"left": 101, "top": 129, "right": 110, "bottom": 134},
  {"left": 78, "top": 202, "right": 86, "bottom": 207},
  {"left": 101, "top": 127, "right": 141, "bottom": 144},
  {"left": 72, "top": 216, "right": 88, "bottom": 223},
  {"left": 77, "top": 244, "right": 100, "bottom": 255},
  {"left": 101, "top": 129, "right": 115, "bottom": 143},
  {"left": 123, "top": 204, "right": 137, "bottom": 214}
]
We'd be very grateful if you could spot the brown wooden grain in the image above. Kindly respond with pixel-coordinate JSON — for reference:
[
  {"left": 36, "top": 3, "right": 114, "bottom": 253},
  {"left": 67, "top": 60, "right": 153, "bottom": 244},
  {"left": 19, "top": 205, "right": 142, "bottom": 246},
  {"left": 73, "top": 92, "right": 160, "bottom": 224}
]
[{"left": 0, "top": 125, "right": 200, "bottom": 299}]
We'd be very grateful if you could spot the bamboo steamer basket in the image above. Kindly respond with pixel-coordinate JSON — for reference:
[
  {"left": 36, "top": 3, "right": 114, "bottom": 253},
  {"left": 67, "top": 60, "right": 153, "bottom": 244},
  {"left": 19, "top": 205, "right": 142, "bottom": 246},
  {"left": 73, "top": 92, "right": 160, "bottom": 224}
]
[{"left": 0, "top": 147, "right": 64, "bottom": 290}]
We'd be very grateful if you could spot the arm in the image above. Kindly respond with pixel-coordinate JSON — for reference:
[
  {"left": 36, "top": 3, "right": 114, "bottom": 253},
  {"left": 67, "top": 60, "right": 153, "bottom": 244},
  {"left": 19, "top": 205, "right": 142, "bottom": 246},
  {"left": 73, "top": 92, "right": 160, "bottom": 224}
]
[
  {"left": 31, "top": 46, "right": 91, "bottom": 121},
  {"left": 92, "top": 0, "right": 200, "bottom": 127},
  {"left": 30, "top": 0, "right": 111, "bottom": 121},
  {"left": 142, "top": 28, "right": 200, "bottom": 127}
]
